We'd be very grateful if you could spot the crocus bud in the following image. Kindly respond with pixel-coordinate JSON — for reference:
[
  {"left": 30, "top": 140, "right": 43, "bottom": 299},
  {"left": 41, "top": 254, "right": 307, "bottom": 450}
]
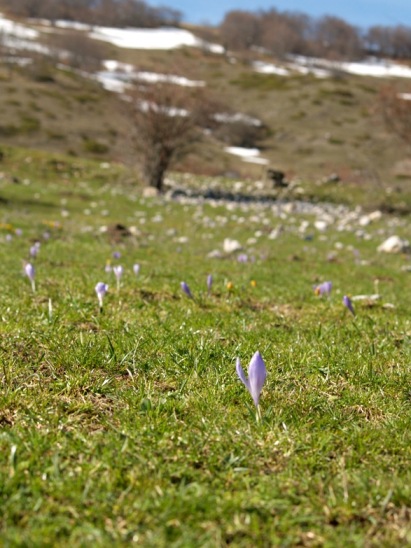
[
  {"left": 95, "top": 282, "right": 108, "bottom": 311},
  {"left": 343, "top": 295, "right": 355, "bottom": 316},
  {"left": 180, "top": 281, "right": 193, "bottom": 299},
  {"left": 24, "top": 262, "right": 36, "bottom": 292},
  {"left": 207, "top": 274, "right": 213, "bottom": 293},
  {"left": 236, "top": 351, "right": 267, "bottom": 408}
]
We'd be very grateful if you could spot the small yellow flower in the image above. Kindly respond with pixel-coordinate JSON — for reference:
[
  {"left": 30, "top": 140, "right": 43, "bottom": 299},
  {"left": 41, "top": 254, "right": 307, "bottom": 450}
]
[
  {"left": 226, "top": 281, "right": 234, "bottom": 291},
  {"left": 250, "top": 280, "right": 257, "bottom": 288}
]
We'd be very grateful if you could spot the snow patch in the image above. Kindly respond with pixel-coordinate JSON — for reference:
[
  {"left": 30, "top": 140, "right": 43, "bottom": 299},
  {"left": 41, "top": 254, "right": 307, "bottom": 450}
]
[
  {"left": 89, "top": 25, "right": 223, "bottom": 52},
  {"left": 253, "top": 60, "right": 289, "bottom": 76},
  {"left": 0, "top": 14, "right": 38, "bottom": 39},
  {"left": 225, "top": 147, "right": 269, "bottom": 165}
]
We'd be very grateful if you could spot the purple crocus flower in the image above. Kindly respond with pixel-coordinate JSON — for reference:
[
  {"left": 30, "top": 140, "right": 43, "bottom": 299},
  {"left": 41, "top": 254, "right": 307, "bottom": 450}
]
[
  {"left": 343, "top": 295, "right": 355, "bottom": 316},
  {"left": 113, "top": 265, "right": 123, "bottom": 290},
  {"left": 112, "top": 251, "right": 121, "bottom": 259},
  {"left": 113, "top": 265, "right": 123, "bottom": 278},
  {"left": 236, "top": 351, "right": 267, "bottom": 409},
  {"left": 207, "top": 274, "right": 213, "bottom": 293},
  {"left": 30, "top": 243, "right": 40, "bottom": 258},
  {"left": 133, "top": 263, "right": 140, "bottom": 276},
  {"left": 237, "top": 253, "right": 249, "bottom": 263},
  {"left": 180, "top": 281, "right": 193, "bottom": 299},
  {"left": 314, "top": 281, "right": 332, "bottom": 296},
  {"left": 95, "top": 282, "right": 108, "bottom": 311},
  {"left": 24, "top": 262, "right": 36, "bottom": 292}
]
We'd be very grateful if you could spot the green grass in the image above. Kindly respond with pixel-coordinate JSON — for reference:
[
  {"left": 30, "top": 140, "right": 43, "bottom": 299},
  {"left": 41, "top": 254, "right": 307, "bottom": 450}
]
[{"left": 1, "top": 146, "right": 411, "bottom": 546}]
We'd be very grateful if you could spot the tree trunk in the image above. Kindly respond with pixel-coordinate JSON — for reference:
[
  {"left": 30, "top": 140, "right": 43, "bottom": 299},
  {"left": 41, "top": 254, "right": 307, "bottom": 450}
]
[{"left": 145, "top": 146, "right": 172, "bottom": 192}]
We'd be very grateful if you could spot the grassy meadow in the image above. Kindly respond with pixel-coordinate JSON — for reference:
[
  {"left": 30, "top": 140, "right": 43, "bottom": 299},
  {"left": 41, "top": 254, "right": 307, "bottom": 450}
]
[{"left": 0, "top": 145, "right": 411, "bottom": 546}]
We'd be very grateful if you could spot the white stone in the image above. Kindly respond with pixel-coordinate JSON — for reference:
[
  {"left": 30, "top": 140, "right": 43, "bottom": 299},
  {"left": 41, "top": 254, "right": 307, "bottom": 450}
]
[
  {"left": 223, "top": 238, "right": 242, "bottom": 253},
  {"left": 314, "top": 220, "right": 328, "bottom": 231},
  {"left": 377, "top": 235, "right": 410, "bottom": 253}
]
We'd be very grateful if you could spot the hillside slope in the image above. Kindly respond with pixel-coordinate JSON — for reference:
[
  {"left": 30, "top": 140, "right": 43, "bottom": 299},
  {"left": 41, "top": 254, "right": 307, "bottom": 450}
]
[{"left": 0, "top": 13, "right": 411, "bottom": 210}]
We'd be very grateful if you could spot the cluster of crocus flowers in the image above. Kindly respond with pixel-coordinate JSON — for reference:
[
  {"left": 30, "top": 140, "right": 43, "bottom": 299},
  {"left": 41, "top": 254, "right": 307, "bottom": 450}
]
[
  {"left": 181, "top": 276, "right": 213, "bottom": 299},
  {"left": 314, "top": 281, "right": 332, "bottom": 296},
  {"left": 95, "top": 282, "right": 108, "bottom": 312},
  {"left": 236, "top": 351, "right": 267, "bottom": 421},
  {"left": 24, "top": 262, "right": 36, "bottom": 292}
]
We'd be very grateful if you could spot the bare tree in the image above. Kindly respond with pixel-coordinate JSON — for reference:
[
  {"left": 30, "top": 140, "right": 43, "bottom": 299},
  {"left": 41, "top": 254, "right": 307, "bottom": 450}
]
[
  {"left": 314, "top": 16, "right": 362, "bottom": 60},
  {"left": 220, "top": 10, "right": 261, "bottom": 51},
  {"left": 0, "top": 0, "right": 182, "bottom": 27},
  {"left": 391, "top": 26, "right": 411, "bottom": 58},
  {"left": 260, "top": 9, "right": 310, "bottom": 58},
  {"left": 365, "top": 25, "right": 394, "bottom": 57},
  {"left": 131, "top": 84, "right": 199, "bottom": 191},
  {"left": 365, "top": 25, "right": 411, "bottom": 58}
]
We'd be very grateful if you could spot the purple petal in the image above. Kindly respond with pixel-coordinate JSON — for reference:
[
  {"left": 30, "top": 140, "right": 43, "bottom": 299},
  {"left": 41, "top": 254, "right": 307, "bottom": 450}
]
[
  {"left": 248, "top": 351, "right": 267, "bottom": 407},
  {"left": 236, "top": 358, "right": 250, "bottom": 392}
]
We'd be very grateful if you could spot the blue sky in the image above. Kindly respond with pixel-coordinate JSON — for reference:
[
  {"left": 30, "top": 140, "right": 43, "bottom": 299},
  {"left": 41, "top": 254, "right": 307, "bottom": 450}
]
[{"left": 150, "top": 0, "right": 411, "bottom": 28}]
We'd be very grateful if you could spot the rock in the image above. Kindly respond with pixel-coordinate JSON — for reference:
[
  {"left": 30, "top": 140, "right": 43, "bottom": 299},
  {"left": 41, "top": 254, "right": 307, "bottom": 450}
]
[
  {"left": 207, "top": 249, "right": 223, "bottom": 259},
  {"left": 267, "top": 169, "right": 288, "bottom": 188},
  {"left": 223, "top": 238, "right": 242, "bottom": 253},
  {"left": 359, "top": 210, "right": 382, "bottom": 226},
  {"left": 106, "top": 223, "right": 131, "bottom": 243},
  {"left": 142, "top": 186, "right": 160, "bottom": 198},
  {"left": 268, "top": 225, "right": 284, "bottom": 239},
  {"left": 317, "top": 173, "right": 340, "bottom": 185},
  {"left": 314, "top": 220, "right": 328, "bottom": 231},
  {"left": 351, "top": 294, "right": 381, "bottom": 301},
  {"left": 129, "top": 226, "right": 141, "bottom": 236},
  {"left": 393, "top": 159, "right": 411, "bottom": 178},
  {"left": 377, "top": 235, "right": 410, "bottom": 254},
  {"left": 368, "top": 210, "right": 383, "bottom": 222}
]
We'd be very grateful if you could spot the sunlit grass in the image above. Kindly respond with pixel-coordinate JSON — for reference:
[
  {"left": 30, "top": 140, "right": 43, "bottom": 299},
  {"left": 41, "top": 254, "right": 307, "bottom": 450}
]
[{"left": 1, "top": 146, "right": 411, "bottom": 545}]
